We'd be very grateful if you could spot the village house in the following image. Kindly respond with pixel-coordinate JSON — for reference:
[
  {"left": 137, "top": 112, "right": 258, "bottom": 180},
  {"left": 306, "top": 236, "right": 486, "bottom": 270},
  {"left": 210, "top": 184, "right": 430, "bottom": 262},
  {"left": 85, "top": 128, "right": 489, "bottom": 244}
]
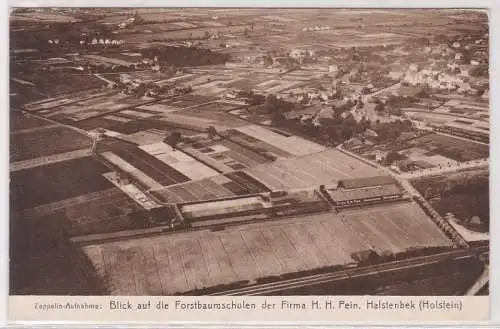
[{"left": 328, "top": 64, "right": 338, "bottom": 73}]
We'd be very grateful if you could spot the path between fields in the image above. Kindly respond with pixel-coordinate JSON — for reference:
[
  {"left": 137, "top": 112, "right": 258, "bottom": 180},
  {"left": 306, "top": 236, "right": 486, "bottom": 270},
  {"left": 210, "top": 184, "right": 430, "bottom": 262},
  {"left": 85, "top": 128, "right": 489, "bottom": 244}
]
[
  {"left": 15, "top": 188, "right": 121, "bottom": 219},
  {"left": 421, "top": 126, "right": 489, "bottom": 146},
  {"left": 94, "top": 73, "right": 116, "bottom": 86},
  {"left": 14, "top": 107, "right": 94, "bottom": 137},
  {"left": 10, "top": 148, "right": 92, "bottom": 172},
  {"left": 10, "top": 123, "right": 60, "bottom": 135},
  {"left": 15, "top": 107, "right": 100, "bottom": 157}
]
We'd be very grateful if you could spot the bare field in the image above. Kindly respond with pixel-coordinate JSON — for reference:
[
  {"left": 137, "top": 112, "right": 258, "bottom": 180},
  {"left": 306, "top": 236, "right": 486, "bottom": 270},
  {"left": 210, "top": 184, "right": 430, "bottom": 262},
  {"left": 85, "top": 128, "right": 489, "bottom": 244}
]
[
  {"left": 48, "top": 93, "right": 155, "bottom": 122},
  {"left": 11, "top": 12, "right": 80, "bottom": 23},
  {"left": 42, "top": 188, "right": 144, "bottom": 237},
  {"left": 246, "top": 149, "right": 384, "bottom": 190},
  {"left": 10, "top": 111, "right": 51, "bottom": 131},
  {"left": 121, "top": 24, "right": 251, "bottom": 43},
  {"left": 10, "top": 157, "right": 113, "bottom": 210},
  {"left": 10, "top": 126, "right": 92, "bottom": 162},
  {"left": 23, "top": 90, "right": 113, "bottom": 112},
  {"left": 83, "top": 202, "right": 452, "bottom": 295},
  {"left": 152, "top": 176, "right": 248, "bottom": 204},
  {"left": 409, "top": 133, "right": 489, "bottom": 162}
]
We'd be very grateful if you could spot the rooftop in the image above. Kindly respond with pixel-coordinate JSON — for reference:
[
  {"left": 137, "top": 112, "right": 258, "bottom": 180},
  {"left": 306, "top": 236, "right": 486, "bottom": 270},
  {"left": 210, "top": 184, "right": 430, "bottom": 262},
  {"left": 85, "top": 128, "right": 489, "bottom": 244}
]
[
  {"left": 327, "top": 184, "right": 404, "bottom": 202},
  {"left": 338, "top": 175, "right": 397, "bottom": 189}
]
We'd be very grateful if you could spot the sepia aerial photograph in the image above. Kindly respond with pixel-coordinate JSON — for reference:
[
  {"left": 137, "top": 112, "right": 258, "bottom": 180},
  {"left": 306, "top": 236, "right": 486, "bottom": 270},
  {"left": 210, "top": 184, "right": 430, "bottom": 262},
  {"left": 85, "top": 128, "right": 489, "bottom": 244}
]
[{"left": 9, "top": 8, "right": 489, "bottom": 296}]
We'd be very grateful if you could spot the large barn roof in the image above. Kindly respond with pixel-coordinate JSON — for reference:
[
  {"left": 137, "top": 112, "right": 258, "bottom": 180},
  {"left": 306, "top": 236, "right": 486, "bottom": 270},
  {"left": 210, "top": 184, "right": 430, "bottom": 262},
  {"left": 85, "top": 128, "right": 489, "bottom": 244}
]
[
  {"left": 327, "top": 184, "right": 403, "bottom": 202},
  {"left": 338, "top": 175, "right": 396, "bottom": 189}
]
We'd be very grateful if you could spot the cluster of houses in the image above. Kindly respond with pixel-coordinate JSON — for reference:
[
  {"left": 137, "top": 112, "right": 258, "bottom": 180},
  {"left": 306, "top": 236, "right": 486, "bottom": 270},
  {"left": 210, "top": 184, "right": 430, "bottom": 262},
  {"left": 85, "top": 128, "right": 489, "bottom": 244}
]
[
  {"left": 395, "top": 63, "right": 483, "bottom": 95},
  {"left": 301, "top": 25, "right": 331, "bottom": 32},
  {"left": 88, "top": 38, "right": 126, "bottom": 46},
  {"left": 46, "top": 38, "right": 126, "bottom": 47},
  {"left": 384, "top": 37, "right": 488, "bottom": 96},
  {"left": 118, "top": 17, "right": 137, "bottom": 29},
  {"left": 117, "top": 73, "right": 187, "bottom": 97}
]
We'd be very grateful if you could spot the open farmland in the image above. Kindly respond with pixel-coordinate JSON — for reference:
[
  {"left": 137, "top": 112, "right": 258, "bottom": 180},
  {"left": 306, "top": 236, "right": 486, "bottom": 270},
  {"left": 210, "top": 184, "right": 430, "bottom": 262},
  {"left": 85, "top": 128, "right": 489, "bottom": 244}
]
[
  {"left": 32, "top": 188, "right": 145, "bottom": 237},
  {"left": 10, "top": 157, "right": 113, "bottom": 210},
  {"left": 10, "top": 111, "right": 51, "bottom": 131},
  {"left": 45, "top": 93, "right": 159, "bottom": 122},
  {"left": 150, "top": 172, "right": 266, "bottom": 204},
  {"left": 338, "top": 203, "right": 451, "bottom": 252},
  {"left": 411, "top": 168, "right": 489, "bottom": 232},
  {"left": 100, "top": 144, "right": 192, "bottom": 189},
  {"left": 120, "top": 24, "right": 253, "bottom": 43},
  {"left": 407, "top": 133, "right": 489, "bottom": 162},
  {"left": 23, "top": 90, "right": 114, "bottom": 112},
  {"left": 10, "top": 212, "right": 109, "bottom": 296},
  {"left": 11, "top": 11, "right": 80, "bottom": 23},
  {"left": 10, "top": 126, "right": 92, "bottom": 162},
  {"left": 245, "top": 149, "right": 384, "bottom": 190},
  {"left": 317, "top": 31, "right": 411, "bottom": 48},
  {"left": 82, "top": 201, "right": 452, "bottom": 295},
  {"left": 236, "top": 125, "right": 327, "bottom": 157},
  {"left": 152, "top": 176, "right": 249, "bottom": 203},
  {"left": 15, "top": 72, "right": 107, "bottom": 97}
]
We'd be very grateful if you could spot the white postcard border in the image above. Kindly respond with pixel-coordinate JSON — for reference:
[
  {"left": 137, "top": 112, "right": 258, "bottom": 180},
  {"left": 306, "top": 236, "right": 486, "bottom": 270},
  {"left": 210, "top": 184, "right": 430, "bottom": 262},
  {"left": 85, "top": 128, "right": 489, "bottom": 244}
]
[{"left": 2, "top": 0, "right": 500, "bottom": 326}]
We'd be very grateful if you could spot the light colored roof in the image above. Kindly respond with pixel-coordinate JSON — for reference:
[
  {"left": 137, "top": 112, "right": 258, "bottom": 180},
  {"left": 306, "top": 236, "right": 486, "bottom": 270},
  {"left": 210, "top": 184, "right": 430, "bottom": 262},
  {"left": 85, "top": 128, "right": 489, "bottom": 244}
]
[
  {"left": 327, "top": 184, "right": 403, "bottom": 202},
  {"left": 339, "top": 175, "right": 396, "bottom": 189}
]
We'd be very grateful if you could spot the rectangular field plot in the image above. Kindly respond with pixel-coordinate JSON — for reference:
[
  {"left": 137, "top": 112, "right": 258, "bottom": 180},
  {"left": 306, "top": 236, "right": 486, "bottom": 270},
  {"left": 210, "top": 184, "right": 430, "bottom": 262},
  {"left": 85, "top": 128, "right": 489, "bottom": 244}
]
[
  {"left": 152, "top": 175, "right": 253, "bottom": 204},
  {"left": 10, "top": 157, "right": 113, "bottom": 210},
  {"left": 27, "top": 187, "right": 145, "bottom": 237},
  {"left": 73, "top": 116, "right": 132, "bottom": 131},
  {"left": 10, "top": 126, "right": 92, "bottom": 162},
  {"left": 177, "top": 109, "right": 249, "bottom": 128},
  {"left": 23, "top": 90, "right": 112, "bottom": 112},
  {"left": 83, "top": 201, "right": 451, "bottom": 295},
  {"left": 47, "top": 93, "right": 155, "bottom": 122},
  {"left": 137, "top": 103, "right": 182, "bottom": 114},
  {"left": 27, "top": 74, "right": 107, "bottom": 97},
  {"left": 407, "top": 133, "right": 489, "bottom": 162},
  {"left": 140, "top": 142, "right": 220, "bottom": 181},
  {"left": 170, "top": 99, "right": 208, "bottom": 108},
  {"left": 245, "top": 149, "right": 384, "bottom": 190},
  {"left": 224, "top": 129, "right": 293, "bottom": 158},
  {"left": 338, "top": 202, "right": 452, "bottom": 253},
  {"left": 101, "top": 144, "right": 191, "bottom": 188},
  {"left": 10, "top": 111, "right": 51, "bottom": 131},
  {"left": 193, "top": 102, "right": 239, "bottom": 112},
  {"left": 175, "top": 94, "right": 217, "bottom": 103},
  {"left": 119, "top": 109, "right": 156, "bottom": 119},
  {"left": 117, "top": 130, "right": 164, "bottom": 146},
  {"left": 236, "top": 125, "right": 326, "bottom": 157}
]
